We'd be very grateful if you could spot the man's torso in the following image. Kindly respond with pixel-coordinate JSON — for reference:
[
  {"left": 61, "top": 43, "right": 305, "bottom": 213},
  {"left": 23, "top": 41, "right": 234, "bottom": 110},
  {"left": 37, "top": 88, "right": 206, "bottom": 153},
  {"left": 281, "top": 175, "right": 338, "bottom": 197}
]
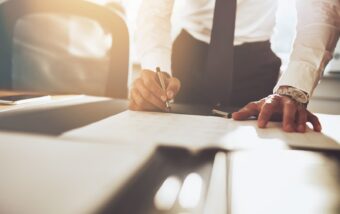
[{"left": 171, "top": 0, "right": 278, "bottom": 45}]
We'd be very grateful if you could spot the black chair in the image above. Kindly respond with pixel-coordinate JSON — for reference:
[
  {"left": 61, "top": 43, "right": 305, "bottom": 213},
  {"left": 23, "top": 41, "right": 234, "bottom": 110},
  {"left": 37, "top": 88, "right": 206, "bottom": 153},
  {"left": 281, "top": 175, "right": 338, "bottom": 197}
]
[{"left": 0, "top": 0, "right": 129, "bottom": 98}]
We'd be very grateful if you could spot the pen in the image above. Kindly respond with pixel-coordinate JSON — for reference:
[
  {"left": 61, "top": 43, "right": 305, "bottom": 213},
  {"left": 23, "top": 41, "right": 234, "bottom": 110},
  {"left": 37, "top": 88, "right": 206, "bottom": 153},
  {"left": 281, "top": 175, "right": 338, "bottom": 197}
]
[
  {"left": 212, "top": 109, "right": 233, "bottom": 119},
  {"left": 156, "top": 67, "right": 171, "bottom": 110}
]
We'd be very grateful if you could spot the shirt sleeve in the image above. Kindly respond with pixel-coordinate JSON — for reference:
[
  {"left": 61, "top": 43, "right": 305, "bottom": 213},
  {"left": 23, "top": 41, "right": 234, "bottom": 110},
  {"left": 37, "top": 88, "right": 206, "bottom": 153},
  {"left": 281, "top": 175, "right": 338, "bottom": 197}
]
[
  {"left": 274, "top": 0, "right": 340, "bottom": 96},
  {"left": 135, "top": 0, "right": 175, "bottom": 74}
]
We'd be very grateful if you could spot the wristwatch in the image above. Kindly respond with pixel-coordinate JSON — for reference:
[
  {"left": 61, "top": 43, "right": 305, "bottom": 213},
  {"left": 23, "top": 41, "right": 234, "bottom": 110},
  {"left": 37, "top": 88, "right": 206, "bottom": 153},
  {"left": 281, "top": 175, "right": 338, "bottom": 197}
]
[{"left": 275, "top": 86, "right": 309, "bottom": 104}]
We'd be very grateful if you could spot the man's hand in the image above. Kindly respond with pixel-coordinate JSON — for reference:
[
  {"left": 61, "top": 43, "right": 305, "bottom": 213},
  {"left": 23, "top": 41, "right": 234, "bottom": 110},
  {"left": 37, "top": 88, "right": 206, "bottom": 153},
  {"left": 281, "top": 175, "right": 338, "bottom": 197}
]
[
  {"left": 232, "top": 94, "right": 322, "bottom": 133},
  {"left": 129, "top": 69, "right": 181, "bottom": 111}
]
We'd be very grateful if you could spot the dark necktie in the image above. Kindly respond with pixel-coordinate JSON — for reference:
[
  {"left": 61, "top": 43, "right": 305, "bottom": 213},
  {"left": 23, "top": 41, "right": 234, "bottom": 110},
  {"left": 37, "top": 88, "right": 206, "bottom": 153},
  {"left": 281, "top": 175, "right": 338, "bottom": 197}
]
[{"left": 204, "top": 0, "right": 237, "bottom": 106}]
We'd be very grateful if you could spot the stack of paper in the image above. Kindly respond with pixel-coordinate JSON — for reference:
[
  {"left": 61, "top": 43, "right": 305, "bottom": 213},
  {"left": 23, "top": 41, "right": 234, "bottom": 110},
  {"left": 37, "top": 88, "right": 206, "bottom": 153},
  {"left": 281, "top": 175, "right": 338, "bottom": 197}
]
[{"left": 63, "top": 110, "right": 340, "bottom": 152}]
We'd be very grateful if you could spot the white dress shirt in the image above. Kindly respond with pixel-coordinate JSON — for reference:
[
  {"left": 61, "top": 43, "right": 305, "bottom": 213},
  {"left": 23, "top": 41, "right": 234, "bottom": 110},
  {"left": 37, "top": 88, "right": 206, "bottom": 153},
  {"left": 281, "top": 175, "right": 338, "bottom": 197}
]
[
  {"left": 136, "top": 0, "right": 278, "bottom": 73},
  {"left": 136, "top": 0, "right": 340, "bottom": 98},
  {"left": 274, "top": 0, "right": 340, "bottom": 96}
]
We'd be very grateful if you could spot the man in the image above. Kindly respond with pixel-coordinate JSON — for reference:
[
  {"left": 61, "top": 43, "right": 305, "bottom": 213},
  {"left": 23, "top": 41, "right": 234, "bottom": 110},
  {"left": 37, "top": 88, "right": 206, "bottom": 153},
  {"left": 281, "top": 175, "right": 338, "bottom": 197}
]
[{"left": 130, "top": 0, "right": 334, "bottom": 133}]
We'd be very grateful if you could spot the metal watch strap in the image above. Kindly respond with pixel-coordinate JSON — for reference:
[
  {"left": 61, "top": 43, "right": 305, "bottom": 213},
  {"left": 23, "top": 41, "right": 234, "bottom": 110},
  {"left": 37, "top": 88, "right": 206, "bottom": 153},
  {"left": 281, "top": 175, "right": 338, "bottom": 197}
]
[{"left": 275, "top": 86, "right": 309, "bottom": 105}]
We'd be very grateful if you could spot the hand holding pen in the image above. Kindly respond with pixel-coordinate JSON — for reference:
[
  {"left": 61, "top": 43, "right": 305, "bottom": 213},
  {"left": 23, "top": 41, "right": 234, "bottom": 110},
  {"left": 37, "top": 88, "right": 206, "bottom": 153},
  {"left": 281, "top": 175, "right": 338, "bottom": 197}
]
[{"left": 129, "top": 68, "right": 181, "bottom": 112}]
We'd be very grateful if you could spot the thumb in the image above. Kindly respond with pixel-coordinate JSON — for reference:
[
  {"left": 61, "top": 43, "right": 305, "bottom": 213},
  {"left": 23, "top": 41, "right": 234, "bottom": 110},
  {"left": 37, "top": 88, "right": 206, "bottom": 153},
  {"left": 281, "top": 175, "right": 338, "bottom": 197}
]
[
  {"left": 232, "top": 102, "right": 260, "bottom": 120},
  {"left": 166, "top": 77, "right": 181, "bottom": 100}
]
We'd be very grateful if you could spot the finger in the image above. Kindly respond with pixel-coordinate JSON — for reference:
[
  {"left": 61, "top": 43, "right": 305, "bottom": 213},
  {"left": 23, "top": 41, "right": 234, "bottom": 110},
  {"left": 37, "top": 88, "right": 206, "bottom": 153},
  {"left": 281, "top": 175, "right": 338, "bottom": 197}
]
[
  {"left": 134, "top": 79, "right": 166, "bottom": 111},
  {"left": 282, "top": 99, "right": 297, "bottom": 132},
  {"left": 307, "top": 111, "right": 322, "bottom": 132},
  {"left": 296, "top": 108, "right": 308, "bottom": 133},
  {"left": 257, "top": 101, "right": 278, "bottom": 128},
  {"left": 128, "top": 89, "right": 138, "bottom": 110},
  {"left": 166, "top": 77, "right": 181, "bottom": 99},
  {"left": 128, "top": 99, "right": 138, "bottom": 111},
  {"left": 232, "top": 102, "right": 260, "bottom": 120},
  {"left": 130, "top": 99, "right": 151, "bottom": 111},
  {"left": 141, "top": 71, "right": 166, "bottom": 101},
  {"left": 131, "top": 88, "right": 156, "bottom": 111}
]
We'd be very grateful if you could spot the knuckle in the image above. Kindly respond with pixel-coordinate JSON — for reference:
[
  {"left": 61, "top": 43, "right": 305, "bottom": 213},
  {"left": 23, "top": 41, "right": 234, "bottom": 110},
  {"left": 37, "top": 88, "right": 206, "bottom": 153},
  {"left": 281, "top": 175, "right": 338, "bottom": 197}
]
[
  {"left": 139, "top": 96, "right": 146, "bottom": 105},
  {"left": 136, "top": 99, "right": 144, "bottom": 107},
  {"left": 135, "top": 78, "right": 143, "bottom": 87},
  {"left": 285, "top": 99, "right": 296, "bottom": 107},
  {"left": 162, "top": 71, "right": 170, "bottom": 77},
  {"left": 245, "top": 102, "right": 252, "bottom": 108},
  {"left": 142, "top": 70, "right": 152, "bottom": 77},
  {"left": 133, "top": 94, "right": 143, "bottom": 106},
  {"left": 134, "top": 97, "right": 141, "bottom": 106},
  {"left": 272, "top": 94, "right": 282, "bottom": 101},
  {"left": 260, "top": 111, "right": 271, "bottom": 119},
  {"left": 174, "top": 78, "right": 181, "bottom": 89},
  {"left": 246, "top": 102, "right": 258, "bottom": 110},
  {"left": 143, "top": 78, "right": 152, "bottom": 86},
  {"left": 285, "top": 100, "right": 296, "bottom": 110},
  {"left": 262, "top": 103, "right": 274, "bottom": 111},
  {"left": 173, "top": 77, "right": 180, "bottom": 85}
]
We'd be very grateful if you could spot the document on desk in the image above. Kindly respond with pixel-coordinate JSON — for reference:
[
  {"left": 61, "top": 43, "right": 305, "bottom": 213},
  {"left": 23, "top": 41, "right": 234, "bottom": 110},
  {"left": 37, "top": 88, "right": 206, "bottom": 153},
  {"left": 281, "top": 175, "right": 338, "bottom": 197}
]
[{"left": 63, "top": 110, "right": 340, "bottom": 152}]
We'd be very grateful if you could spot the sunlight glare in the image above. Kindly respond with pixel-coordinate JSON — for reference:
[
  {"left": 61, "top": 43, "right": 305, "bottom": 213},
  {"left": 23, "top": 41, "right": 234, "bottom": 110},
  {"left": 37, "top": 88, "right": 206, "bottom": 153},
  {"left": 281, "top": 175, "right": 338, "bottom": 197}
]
[
  {"left": 179, "top": 173, "right": 203, "bottom": 209},
  {"left": 154, "top": 176, "right": 182, "bottom": 211}
]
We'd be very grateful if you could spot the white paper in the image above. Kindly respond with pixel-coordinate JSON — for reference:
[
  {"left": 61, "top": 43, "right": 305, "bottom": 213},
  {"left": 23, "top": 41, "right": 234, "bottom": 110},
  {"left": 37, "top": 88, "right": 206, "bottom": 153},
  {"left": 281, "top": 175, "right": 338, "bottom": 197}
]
[
  {"left": 0, "top": 95, "right": 103, "bottom": 113},
  {"left": 63, "top": 110, "right": 340, "bottom": 152},
  {"left": 63, "top": 110, "right": 231, "bottom": 150}
]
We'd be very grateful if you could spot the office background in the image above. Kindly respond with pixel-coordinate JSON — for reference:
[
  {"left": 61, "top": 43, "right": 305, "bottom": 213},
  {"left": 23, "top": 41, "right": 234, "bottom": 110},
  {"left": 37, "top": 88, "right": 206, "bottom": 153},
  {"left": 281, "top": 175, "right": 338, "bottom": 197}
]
[
  {"left": 2, "top": 0, "right": 339, "bottom": 113},
  {"left": 0, "top": 2, "right": 339, "bottom": 213}
]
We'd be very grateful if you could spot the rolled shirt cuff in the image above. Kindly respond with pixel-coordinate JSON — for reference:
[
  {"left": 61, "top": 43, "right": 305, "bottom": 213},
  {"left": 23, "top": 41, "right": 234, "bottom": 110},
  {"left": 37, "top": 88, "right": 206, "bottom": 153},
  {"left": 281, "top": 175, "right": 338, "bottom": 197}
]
[
  {"left": 274, "top": 61, "right": 322, "bottom": 97},
  {"left": 274, "top": 45, "right": 333, "bottom": 97}
]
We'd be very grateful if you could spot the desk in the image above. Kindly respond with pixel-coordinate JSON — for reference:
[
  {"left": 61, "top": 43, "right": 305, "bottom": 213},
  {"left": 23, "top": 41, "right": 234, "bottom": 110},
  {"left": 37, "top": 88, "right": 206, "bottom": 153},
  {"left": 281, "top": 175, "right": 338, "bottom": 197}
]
[
  {"left": 0, "top": 95, "right": 127, "bottom": 135},
  {"left": 1, "top": 133, "right": 339, "bottom": 214},
  {"left": 0, "top": 93, "right": 339, "bottom": 214},
  {"left": 0, "top": 132, "right": 155, "bottom": 214}
]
